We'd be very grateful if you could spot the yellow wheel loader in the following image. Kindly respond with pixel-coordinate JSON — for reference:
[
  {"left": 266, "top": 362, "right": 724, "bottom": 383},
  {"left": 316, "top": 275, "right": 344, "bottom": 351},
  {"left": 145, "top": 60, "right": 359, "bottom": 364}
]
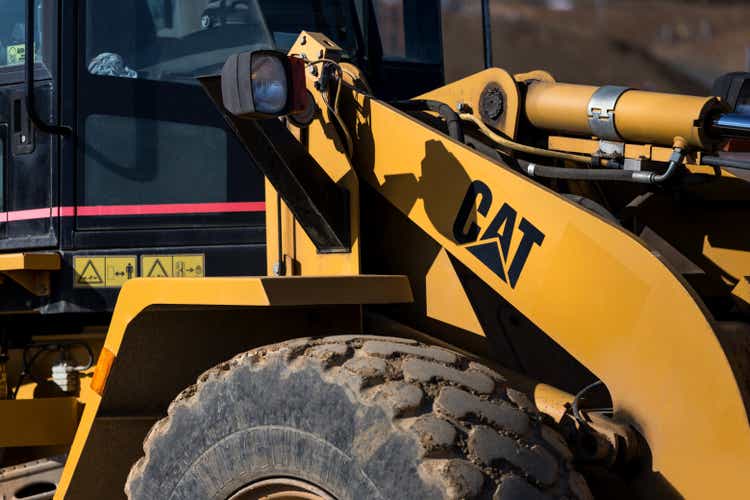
[{"left": 0, "top": 1, "right": 748, "bottom": 499}]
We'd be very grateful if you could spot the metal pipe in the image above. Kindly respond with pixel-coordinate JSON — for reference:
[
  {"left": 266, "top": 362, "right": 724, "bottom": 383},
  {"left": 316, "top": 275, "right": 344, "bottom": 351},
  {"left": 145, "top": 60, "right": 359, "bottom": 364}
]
[
  {"left": 25, "top": 0, "right": 70, "bottom": 135},
  {"left": 702, "top": 155, "right": 750, "bottom": 171},
  {"left": 481, "top": 0, "right": 492, "bottom": 69}
]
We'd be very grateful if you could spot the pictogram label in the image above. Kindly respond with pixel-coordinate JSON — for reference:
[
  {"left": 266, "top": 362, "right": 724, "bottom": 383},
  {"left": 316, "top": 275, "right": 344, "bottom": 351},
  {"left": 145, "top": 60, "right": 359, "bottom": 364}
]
[
  {"left": 173, "top": 255, "right": 204, "bottom": 277},
  {"left": 75, "top": 255, "right": 138, "bottom": 288},
  {"left": 75, "top": 254, "right": 207, "bottom": 286},
  {"left": 105, "top": 256, "right": 137, "bottom": 287},
  {"left": 141, "top": 256, "right": 172, "bottom": 277},
  {"left": 141, "top": 254, "right": 206, "bottom": 278},
  {"left": 74, "top": 257, "right": 105, "bottom": 287}
]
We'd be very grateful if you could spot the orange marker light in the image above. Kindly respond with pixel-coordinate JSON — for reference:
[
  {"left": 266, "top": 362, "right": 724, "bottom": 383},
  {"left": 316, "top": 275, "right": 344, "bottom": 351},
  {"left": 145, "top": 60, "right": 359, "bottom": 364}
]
[{"left": 90, "top": 348, "right": 115, "bottom": 396}]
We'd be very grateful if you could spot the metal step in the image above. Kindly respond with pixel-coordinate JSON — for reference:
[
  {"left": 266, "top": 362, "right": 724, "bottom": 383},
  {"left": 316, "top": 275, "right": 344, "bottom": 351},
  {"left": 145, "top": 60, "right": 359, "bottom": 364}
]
[{"left": 0, "top": 456, "right": 65, "bottom": 500}]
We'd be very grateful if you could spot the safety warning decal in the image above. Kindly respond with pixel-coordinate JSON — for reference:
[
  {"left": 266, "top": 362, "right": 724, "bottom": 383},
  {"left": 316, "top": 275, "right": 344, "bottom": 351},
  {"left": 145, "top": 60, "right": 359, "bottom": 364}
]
[
  {"left": 173, "top": 255, "right": 204, "bottom": 277},
  {"left": 106, "top": 256, "right": 137, "bottom": 287},
  {"left": 74, "top": 255, "right": 137, "bottom": 288},
  {"left": 74, "top": 257, "right": 105, "bottom": 287},
  {"left": 140, "top": 254, "right": 205, "bottom": 278},
  {"left": 74, "top": 254, "right": 205, "bottom": 288},
  {"left": 142, "top": 256, "right": 171, "bottom": 277}
]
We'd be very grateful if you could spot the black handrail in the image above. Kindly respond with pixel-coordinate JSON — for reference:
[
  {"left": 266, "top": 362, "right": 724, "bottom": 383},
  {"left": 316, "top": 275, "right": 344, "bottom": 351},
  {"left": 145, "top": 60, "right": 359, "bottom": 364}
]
[{"left": 25, "top": 0, "right": 71, "bottom": 135}]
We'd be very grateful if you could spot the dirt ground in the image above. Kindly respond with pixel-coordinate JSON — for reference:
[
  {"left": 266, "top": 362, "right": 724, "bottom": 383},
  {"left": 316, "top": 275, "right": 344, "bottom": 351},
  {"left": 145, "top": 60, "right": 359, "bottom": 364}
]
[{"left": 442, "top": 0, "right": 750, "bottom": 95}]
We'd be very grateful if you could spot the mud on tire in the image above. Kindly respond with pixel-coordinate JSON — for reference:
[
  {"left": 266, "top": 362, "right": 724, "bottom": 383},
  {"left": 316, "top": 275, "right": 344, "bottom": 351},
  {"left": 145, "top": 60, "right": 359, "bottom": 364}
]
[{"left": 125, "top": 335, "right": 592, "bottom": 500}]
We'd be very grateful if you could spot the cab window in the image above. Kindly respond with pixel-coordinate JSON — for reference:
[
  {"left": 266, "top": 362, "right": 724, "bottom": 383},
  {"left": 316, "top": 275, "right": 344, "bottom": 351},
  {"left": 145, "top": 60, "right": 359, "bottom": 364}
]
[
  {"left": 0, "top": 0, "right": 47, "bottom": 69},
  {"left": 85, "top": 0, "right": 274, "bottom": 83},
  {"left": 78, "top": 0, "right": 266, "bottom": 232}
]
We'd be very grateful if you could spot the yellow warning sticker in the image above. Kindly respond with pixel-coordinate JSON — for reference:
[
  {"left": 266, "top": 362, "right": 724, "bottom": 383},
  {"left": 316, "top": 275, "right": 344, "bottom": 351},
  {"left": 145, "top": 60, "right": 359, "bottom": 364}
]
[
  {"left": 173, "top": 254, "right": 204, "bottom": 277},
  {"left": 105, "top": 256, "right": 137, "bottom": 287},
  {"left": 74, "top": 256, "right": 106, "bottom": 288},
  {"left": 141, "top": 254, "right": 206, "bottom": 278},
  {"left": 141, "top": 255, "right": 172, "bottom": 277},
  {"left": 75, "top": 255, "right": 138, "bottom": 288},
  {"left": 6, "top": 44, "right": 25, "bottom": 65}
]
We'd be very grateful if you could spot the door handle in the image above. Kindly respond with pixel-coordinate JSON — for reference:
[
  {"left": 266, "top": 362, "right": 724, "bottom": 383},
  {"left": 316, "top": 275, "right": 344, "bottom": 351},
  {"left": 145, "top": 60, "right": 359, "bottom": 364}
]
[{"left": 11, "top": 94, "right": 34, "bottom": 155}]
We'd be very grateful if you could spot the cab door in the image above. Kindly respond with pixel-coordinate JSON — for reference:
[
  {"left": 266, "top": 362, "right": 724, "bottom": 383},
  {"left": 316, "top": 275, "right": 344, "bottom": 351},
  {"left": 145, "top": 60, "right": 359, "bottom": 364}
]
[
  {"left": 0, "top": 0, "right": 59, "bottom": 250},
  {"left": 69, "top": 0, "right": 266, "bottom": 251}
]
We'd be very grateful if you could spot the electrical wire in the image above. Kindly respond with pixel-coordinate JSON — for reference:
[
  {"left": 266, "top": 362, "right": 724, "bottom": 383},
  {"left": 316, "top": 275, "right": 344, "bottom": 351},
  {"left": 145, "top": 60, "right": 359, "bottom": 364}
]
[
  {"left": 303, "top": 58, "right": 373, "bottom": 95},
  {"left": 323, "top": 76, "right": 354, "bottom": 158},
  {"left": 303, "top": 59, "right": 355, "bottom": 158},
  {"left": 11, "top": 342, "right": 94, "bottom": 399},
  {"left": 572, "top": 380, "right": 605, "bottom": 423}
]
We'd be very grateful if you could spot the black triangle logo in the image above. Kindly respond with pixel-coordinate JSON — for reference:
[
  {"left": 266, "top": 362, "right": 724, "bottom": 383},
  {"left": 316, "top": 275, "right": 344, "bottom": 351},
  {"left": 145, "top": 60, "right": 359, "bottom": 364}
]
[
  {"left": 78, "top": 260, "right": 104, "bottom": 284},
  {"left": 146, "top": 259, "right": 170, "bottom": 277},
  {"left": 466, "top": 241, "right": 507, "bottom": 282}
]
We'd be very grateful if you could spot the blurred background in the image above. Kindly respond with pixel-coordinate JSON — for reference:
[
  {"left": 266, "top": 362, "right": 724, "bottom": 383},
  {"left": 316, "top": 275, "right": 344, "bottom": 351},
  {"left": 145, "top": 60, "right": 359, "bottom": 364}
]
[{"left": 375, "top": 0, "right": 750, "bottom": 95}]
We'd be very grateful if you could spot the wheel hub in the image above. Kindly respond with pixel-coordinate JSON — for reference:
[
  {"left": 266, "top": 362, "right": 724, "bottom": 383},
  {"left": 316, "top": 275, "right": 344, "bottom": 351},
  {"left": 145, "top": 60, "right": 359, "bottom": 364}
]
[{"left": 228, "top": 477, "right": 334, "bottom": 500}]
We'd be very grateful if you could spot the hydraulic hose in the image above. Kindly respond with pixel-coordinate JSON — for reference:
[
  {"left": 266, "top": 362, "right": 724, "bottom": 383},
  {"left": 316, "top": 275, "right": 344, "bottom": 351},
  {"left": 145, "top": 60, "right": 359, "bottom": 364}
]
[
  {"left": 701, "top": 155, "right": 750, "bottom": 171},
  {"left": 521, "top": 137, "right": 688, "bottom": 185},
  {"left": 392, "top": 100, "right": 464, "bottom": 143},
  {"left": 649, "top": 136, "right": 688, "bottom": 183},
  {"left": 459, "top": 113, "right": 597, "bottom": 165},
  {"left": 521, "top": 161, "right": 643, "bottom": 182}
]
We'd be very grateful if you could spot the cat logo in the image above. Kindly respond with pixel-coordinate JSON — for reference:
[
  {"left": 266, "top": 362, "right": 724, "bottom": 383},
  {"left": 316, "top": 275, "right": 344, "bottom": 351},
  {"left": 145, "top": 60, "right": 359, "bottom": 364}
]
[{"left": 453, "top": 180, "right": 545, "bottom": 289}]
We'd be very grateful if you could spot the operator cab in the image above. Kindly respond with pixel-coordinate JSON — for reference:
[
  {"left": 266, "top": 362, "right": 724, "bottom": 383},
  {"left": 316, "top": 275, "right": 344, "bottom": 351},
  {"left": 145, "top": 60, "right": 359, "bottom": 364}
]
[{"left": 0, "top": 0, "right": 444, "bottom": 318}]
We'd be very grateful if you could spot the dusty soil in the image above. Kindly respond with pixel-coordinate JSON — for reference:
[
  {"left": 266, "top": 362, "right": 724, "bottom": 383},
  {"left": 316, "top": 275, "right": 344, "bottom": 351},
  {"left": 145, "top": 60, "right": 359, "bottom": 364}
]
[{"left": 442, "top": 0, "right": 750, "bottom": 95}]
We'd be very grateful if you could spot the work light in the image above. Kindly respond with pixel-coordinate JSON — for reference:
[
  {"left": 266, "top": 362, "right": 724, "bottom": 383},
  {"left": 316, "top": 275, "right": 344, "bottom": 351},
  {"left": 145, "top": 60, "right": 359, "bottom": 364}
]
[
  {"left": 221, "top": 50, "right": 307, "bottom": 120},
  {"left": 251, "top": 54, "right": 288, "bottom": 114}
]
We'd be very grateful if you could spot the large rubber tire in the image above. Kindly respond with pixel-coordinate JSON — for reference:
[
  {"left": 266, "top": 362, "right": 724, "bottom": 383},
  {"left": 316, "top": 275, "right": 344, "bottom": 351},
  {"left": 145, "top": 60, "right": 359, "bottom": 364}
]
[{"left": 125, "top": 336, "right": 592, "bottom": 500}]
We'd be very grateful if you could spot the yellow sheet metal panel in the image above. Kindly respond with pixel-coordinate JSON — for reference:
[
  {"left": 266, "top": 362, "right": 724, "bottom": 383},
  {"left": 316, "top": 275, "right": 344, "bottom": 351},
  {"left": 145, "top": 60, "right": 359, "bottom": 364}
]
[
  {"left": 418, "top": 67, "right": 521, "bottom": 139},
  {"left": 277, "top": 32, "right": 361, "bottom": 277},
  {"left": 425, "top": 248, "right": 485, "bottom": 336},
  {"left": 0, "top": 398, "right": 80, "bottom": 447},
  {"left": 0, "top": 252, "right": 60, "bottom": 271},
  {"left": 346, "top": 93, "right": 750, "bottom": 498},
  {"left": 55, "top": 275, "right": 412, "bottom": 499}
]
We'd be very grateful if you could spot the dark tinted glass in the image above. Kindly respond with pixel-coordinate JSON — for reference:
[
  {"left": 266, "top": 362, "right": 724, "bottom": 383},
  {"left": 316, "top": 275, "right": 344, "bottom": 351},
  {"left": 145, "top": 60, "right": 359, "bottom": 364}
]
[
  {"left": 85, "top": 0, "right": 274, "bottom": 83},
  {"left": 0, "top": 0, "right": 46, "bottom": 69},
  {"left": 258, "top": 0, "right": 361, "bottom": 57}
]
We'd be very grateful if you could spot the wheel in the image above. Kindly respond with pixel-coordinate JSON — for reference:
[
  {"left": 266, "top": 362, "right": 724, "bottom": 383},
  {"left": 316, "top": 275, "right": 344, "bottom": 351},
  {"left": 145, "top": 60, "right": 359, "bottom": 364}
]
[{"left": 125, "top": 335, "right": 592, "bottom": 500}]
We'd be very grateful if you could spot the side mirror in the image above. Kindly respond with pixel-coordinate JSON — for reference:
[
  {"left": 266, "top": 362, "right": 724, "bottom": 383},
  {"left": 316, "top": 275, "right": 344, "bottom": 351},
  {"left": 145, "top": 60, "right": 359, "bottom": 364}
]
[{"left": 221, "top": 50, "right": 307, "bottom": 119}]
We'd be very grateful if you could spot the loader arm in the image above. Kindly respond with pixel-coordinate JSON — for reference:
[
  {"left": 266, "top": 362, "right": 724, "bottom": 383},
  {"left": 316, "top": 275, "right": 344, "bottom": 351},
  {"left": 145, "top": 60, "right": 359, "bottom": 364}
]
[{"left": 268, "top": 37, "right": 750, "bottom": 499}]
